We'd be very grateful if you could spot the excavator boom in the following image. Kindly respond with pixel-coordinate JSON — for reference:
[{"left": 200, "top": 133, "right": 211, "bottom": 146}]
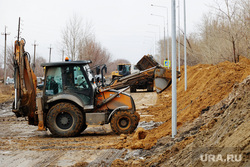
[{"left": 12, "top": 38, "right": 37, "bottom": 125}]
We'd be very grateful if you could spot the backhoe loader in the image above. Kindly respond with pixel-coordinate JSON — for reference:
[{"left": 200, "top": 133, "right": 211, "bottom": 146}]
[{"left": 12, "top": 27, "right": 175, "bottom": 137}]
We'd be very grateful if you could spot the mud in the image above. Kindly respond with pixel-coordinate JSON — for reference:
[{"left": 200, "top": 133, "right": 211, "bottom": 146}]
[{"left": 0, "top": 88, "right": 158, "bottom": 167}]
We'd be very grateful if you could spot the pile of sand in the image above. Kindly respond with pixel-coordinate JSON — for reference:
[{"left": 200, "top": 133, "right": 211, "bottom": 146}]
[
  {"left": 0, "top": 84, "right": 14, "bottom": 103},
  {"left": 114, "top": 56, "right": 250, "bottom": 150}
]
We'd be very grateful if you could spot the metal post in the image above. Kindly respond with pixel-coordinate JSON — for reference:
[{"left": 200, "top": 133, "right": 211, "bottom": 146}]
[
  {"left": 184, "top": 0, "right": 187, "bottom": 91},
  {"left": 167, "top": 8, "right": 170, "bottom": 69},
  {"left": 178, "top": 0, "right": 181, "bottom": 78},
  {"left": 163, "top": 25, "right": 166, "bottom": 65},
  {"left": 171, "top": 0, "right": 177, "bottom": 138}
]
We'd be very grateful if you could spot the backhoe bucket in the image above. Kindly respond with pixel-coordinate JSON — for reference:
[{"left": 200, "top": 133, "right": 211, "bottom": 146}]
[{"left": 154, "top": 68, "right": 172, "bottom": 93}]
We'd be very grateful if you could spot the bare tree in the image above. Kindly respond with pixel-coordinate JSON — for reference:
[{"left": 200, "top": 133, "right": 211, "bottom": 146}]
[
  {"left": 6, "top": 45, "right": 14, "bottom": 77},
  {"left": 61, "top": 15, "right": 93, "bottom": 61},
  {"left": 78, "top": 37, "right": 111, "bottom": 68},
  {"left": 34, "top": 56, "right": 46, "bottom": 77},
  {"left": 61, "top": 14, "right": 112, "bottom": 67},
  {"left": 201, "top": 0, "right": 248, "bottom": 63}
]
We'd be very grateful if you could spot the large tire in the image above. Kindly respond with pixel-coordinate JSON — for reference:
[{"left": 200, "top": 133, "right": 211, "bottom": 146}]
[
  {"left": 110, "top": 111, "right": 140, "bottom": 134},
  {"left": 80, "top": 124, "right": 88, "bottom": 133},
  {"left": 46, "top": 102, "right": 83, "bottom": 137}
]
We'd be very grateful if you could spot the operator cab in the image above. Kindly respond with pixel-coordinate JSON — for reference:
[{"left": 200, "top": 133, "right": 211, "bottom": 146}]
[
  {"left": 118, "top": 64, "right": 131, "bottom": 76},
  {"left": 41, "top": 61, "right": 96, "bottom": 109}
]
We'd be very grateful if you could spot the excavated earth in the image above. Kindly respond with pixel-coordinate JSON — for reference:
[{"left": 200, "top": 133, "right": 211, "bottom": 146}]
[{"left": 0, "top": 56, "right": 250, "bottom": 167}]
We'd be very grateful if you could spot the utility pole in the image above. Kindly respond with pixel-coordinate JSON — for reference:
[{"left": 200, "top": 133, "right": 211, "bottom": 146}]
[
  {"left": 1, "top": 26, "right": 10, "bottom": 85},
  {"left": 48, "top": 45, "right": 52, "bottom": 62},
  {"left": 171, "top": 0, "right": 177, "bottom": 138},
  {"left": 32, "top": 41, "right": 38, "bottom": 71}
]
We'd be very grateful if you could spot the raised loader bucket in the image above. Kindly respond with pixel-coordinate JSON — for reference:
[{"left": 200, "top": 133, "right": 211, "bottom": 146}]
[{"left": 154, "top": 67, "right": 172, "bottom": 93}]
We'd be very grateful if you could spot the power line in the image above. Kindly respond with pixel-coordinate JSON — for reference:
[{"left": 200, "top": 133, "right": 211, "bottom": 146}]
[{"left": 1, "top": 26, "right": 10, "bottom": 84}]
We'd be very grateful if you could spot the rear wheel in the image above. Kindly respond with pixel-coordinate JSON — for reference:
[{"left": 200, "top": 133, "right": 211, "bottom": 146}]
[
  {"left": 46, "top": 102, "right": 83, "bottom": 137},
  {"left": 110, "top": 111, "right": 140, "bottom": 134}
]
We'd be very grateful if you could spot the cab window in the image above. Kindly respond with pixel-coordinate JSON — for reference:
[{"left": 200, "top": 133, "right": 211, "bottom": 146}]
[{"left": 45, "top": 67, "right": 62, "bottom": 95}]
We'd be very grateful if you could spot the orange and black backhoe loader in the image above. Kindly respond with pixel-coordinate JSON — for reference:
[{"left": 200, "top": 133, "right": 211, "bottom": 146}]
[
  {"left": 12, "top": 21, "right": 177, "bottom": 137},
  {"left": 12, "top": 35, "right": 140, "bottom": 136}
]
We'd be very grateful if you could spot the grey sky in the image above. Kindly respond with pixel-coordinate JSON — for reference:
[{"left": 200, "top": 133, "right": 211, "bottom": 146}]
[{"left": 0, "top": 0, "right": 213, "bottom": 64}]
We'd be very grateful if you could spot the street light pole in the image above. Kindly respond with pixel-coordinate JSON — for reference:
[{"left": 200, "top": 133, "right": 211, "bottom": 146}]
[
  {"left": 148, "top": 24, "right": 161, "bottom": 41},
  {"left": 146, "top": 31, "right": 157, "bottom": 58},
  {"left": 178, "top": 0, "right": 181, "bottom": 80},
  {"left": 151, "top": 4, "right": 170, "bottom": 68},
  {"left": 151, "top": 14, "right": 166, "bottom": 65},
  {"left": 171, "top": 0, "right": 177, "bottom": 138}
]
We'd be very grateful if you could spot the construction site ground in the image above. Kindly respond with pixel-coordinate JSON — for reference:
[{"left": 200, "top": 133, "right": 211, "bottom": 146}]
[{"left": 0, "top": 56, "right": 250, "bottom": 167}]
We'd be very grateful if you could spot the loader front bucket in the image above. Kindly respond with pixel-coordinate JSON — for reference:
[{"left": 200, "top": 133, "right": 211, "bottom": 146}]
[
  {"left": 154, "top": 67, "right": 180, "bottom": 93},
  {"left": 155, "top": 77, "right": 171, "bottom": 93}
]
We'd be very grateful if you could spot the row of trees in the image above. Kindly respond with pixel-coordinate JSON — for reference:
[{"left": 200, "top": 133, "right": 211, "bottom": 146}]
[
  {"left": 61, "top": 15, "right": 129, "bottom": 75},
  {"left": 158, "top": 0, "right": 249, "bottom": 65},
  {"left": 62, "top": 15, "right": 111, "bottom": 66},
  {"left": 0, "top": 15, "right": 128, "bottom": 80}
]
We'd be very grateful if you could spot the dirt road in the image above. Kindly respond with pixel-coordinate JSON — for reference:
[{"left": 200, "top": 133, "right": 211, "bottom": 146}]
[{"left": 0, "top": 91, "right": 158, "bottom": 167}]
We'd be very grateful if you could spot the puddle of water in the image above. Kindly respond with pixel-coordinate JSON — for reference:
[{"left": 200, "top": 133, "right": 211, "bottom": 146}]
[{"left": 0, "top": 102, "right": 14, "bottom": 117}]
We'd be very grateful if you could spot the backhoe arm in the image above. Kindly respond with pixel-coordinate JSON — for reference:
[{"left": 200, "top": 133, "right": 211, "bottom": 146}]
[{"left": 12, "top": 39, "right": 38, "bottom": 125}]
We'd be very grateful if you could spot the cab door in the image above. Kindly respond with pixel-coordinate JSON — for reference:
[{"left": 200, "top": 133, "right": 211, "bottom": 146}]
[{"left": 63, "top": 65, "right": 94, "bottom": 106}]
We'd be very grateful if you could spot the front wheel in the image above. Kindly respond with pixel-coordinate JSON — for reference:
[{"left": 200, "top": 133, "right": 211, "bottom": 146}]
[
  {"left": 46, "top": 102, "right": 83, "bottom": 137},
  {"left": 110, "top": 111, "right": 140, "bottom": 134}
]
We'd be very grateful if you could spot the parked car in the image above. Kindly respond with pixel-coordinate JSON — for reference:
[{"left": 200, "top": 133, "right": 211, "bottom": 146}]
[{"left": 6, "top": 77, "right": 14, "bottom": 85}]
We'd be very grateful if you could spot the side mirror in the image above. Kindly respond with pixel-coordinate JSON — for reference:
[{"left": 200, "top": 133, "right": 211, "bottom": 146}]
[{"left": 105, "top": 66, "right": 107, "bottom": 73}]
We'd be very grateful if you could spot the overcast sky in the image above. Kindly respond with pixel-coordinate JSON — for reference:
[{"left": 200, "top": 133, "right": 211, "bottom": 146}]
[{"left": 0, "top": 0, "right": 213, "bottom": 64}]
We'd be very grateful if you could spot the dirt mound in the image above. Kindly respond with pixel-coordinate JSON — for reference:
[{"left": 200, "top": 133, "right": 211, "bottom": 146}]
[
  {"left": 147, "top": 75, "right": 250, "bottom": 166},
  {"left": 112, "top": 69, "right": 250, "bottom": 167},
  {"left": 113, "top": 56, "right": 250, "bottom": 150}
]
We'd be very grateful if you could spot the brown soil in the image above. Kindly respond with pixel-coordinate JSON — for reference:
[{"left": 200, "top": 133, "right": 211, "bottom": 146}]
[
  {"left": 0, "top": 84, "right": 14, "bottom": 103},
  {"left": 112, "top": 56, "right": 250, "bottom": 150},
  {"left": 111, "top": 56, "right": 250, "bottom": 166}
]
